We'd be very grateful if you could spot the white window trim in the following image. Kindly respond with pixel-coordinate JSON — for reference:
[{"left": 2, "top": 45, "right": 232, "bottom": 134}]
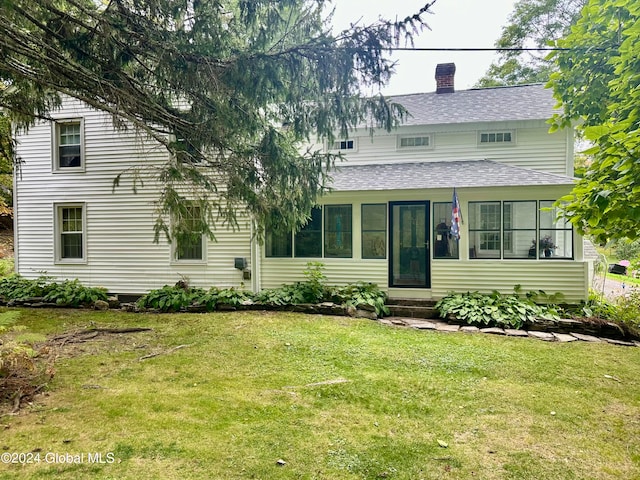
[
  {"left": 170, "top": 203, "right": 208, "bottom": 264},
  {"left": 52, "top": 118, "right": 86, "bottom": 173},
  {"left": 171, "top": 237, "right": 208, "bottom": 264},
  {"left": 54, "top": 202, "right": 88, "bottom": 264},
  {"left": 396, "top": 134, "right": 434, "bottom": 151},
  {"left": 327, "top": 138, "right": 358, "bottom": 153},
  {"left": 477, "top": 130, "right": 516, "bottom": 147}
]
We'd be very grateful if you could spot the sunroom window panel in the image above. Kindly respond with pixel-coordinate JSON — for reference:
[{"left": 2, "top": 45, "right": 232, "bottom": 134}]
[
  {"left": 503, "top": 201, "right": 536, "bottom": 259},
  {"left": 294, "top": 207, "right": 322, "bottom": 257},
  {"left": 265, "top": 230, "right": 292, "bottom": 257},
  {"left": 324, "top": 205, "right": 352, "bottom": 258},
  {"left": 469, "top": 202, "right": 501, "bottom": 258},
  {"left": 539, "top": 201, "right": 573, "bottom": 259},
  {"left": 433, "top": 202, "right": 459, "bottom": 259},
  {"left": 362, "top": 204, "right": 386, "bottom": 259}
]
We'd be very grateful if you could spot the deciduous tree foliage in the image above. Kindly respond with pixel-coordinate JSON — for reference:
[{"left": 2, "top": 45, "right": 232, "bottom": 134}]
[
  {"left": 0, "top": 0, "right": 434, "bottom": 242},
  {"left": 476, "top": 0, "right": 586, "bottom": 87},
  {"left": 549, "top": 0, "right": 640, "bottom": 243}
]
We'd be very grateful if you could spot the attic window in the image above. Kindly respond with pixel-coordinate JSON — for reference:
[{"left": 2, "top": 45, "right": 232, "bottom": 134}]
[
  {"left": 398, "top": 135, "right": 433, "bottom": 149},
  {"left": 330, "top": 139, "right": 356, "bottom": 151},
  {"left": 479, "top": 131, "right": 514, "bottom": 145}
]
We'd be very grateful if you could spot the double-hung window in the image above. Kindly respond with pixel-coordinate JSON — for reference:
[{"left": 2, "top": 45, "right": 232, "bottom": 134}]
[
  {"left": 55, "top": 204, "right": 86, "bottom": 263},
  {"left": 173, "top": 203, "right": 205, "bottom": 262},
  {"left": 53, "top": 119, "right": 84, "bottom": 172}
]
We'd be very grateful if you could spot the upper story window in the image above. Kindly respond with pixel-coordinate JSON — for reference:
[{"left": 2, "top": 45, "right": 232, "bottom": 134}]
[
  {"left": 329, "top": 139, "right": 357, "bottom": 152},
  {"left": 478, "top": 130, "right": 515, "bottom": 146},
  {"left": 53, "top": 119, "right": 85, "bottom": 172},
  {"left": 398, "top": 135, "right": 433, "bottom": 150}
]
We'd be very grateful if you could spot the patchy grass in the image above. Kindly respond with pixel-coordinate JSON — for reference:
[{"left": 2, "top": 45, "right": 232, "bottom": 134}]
[
  {"left": 607, "top": 272, "right": 640, "bottom": 287},
  {"left": 1, "top": 308, "right": 639, "bottom": 479}
]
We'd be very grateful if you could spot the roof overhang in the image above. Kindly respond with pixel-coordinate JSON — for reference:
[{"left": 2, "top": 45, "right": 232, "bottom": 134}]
[{"left": 328, "top": 160, "right": 576, "bottom": 192}]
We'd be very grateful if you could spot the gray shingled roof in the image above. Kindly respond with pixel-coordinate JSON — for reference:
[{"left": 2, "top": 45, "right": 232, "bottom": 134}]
[
  {"left": 390, "top": 84, "right": 556, "bottom": 126},
  {"left": 329, "top": 160, "right": 575, "bottom": 191}
]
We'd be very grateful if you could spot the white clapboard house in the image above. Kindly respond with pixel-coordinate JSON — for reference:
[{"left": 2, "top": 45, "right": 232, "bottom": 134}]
[{"left": 13, "top": 63, "right": 591, "bottom": 301}]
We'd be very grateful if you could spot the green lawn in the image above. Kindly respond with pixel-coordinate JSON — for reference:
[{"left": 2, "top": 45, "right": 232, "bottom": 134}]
[{"left": 1, "top": 308, "right": 640, "bottom": 479}]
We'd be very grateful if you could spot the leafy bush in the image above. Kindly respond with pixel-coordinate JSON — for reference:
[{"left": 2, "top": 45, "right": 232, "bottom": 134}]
[
  {"left": 332, "top": 282, "right": 389, "bottom": 317},
  {"left": 0, "top": 274, "right": 56, "bottom": 301},
  {"left": 208, "top": 286, "right": 250, "bottom": 307},
  {"left": 254, "top": 284, "right": 306, "bottom": 306},
  {"left": 612, "top": 238, "right": 640, "bottom": 261},
  {"left": 0, "top": 275, "right": 107, "bottom": 307},
  {"left": 137, "top": 283, "right": 206, "bottom": 312},
  {"left": 0, "top": 258, "right": 13, "bottom": 277},
  {"left": 435, "top": 290, "right": 560, "bottom": 329},
  {"left": 613, "top": 291, "right": 640, "bottom": 333},
  {"left": 42, "top": 279, "right": 108, "bottom": 307}
]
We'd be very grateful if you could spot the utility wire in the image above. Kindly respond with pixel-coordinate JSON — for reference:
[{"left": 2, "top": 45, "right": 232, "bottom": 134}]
[{"left": 388, "top": 47, "right": 609, "bottom": 52}]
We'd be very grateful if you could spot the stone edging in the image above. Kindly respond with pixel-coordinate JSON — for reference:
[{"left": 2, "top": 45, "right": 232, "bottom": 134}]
[{"left": 382, "top": 317, "right": 639, "bottom": 347}]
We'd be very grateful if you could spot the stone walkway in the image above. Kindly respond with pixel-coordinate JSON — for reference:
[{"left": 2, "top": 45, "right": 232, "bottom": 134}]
[{"left": 379, "top": 317, "right": 640, "bottom": 347}]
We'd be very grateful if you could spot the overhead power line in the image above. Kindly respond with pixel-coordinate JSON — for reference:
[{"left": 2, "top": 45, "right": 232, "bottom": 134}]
[{"left": 387, "top": 47, "right": 609, "bottom": 52}]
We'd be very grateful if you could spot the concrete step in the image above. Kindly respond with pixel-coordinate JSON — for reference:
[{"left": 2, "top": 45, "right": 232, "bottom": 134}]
[
  {"left": 386, "top": 304, "right": 440, "bottom": 319},
  {"left": 386, "top": 298, "right": 438, "bottom": 307}
]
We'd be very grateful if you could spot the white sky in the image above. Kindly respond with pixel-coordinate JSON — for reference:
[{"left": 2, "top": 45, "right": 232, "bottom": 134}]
[{"left": 329, "top": 0, "right": 517, "bottom": 95}]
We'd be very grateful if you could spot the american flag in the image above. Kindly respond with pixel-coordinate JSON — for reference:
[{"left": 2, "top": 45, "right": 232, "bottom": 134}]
[{"left": 451, "top": 188, "right": 461, "bottom": 240}]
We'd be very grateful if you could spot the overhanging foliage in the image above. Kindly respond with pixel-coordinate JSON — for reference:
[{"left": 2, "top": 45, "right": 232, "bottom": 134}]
[
  {"left": 549, "top": 0, "right": 640, "bottom": 242},
  {"left": 0, "top": 0, "right": 435, "bottom": 242}
]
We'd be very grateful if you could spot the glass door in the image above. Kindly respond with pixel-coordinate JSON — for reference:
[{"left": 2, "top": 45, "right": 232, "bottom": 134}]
[{"left": 389, "top": 201, "right": 430, "bottom": 288}]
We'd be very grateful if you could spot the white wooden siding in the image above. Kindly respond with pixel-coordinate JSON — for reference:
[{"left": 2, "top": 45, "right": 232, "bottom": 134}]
[
  {"left": 260, "top": 187, "right": 588, "bottom": 301},
  {"left": 313, "top": 121, "right": 571, "bottom": 176},
  {"left": 431, "top": 261, "right": 588, "bottom": 301},
  {"left": 14, "top": 97, "right": 252, "bottom": 294}
]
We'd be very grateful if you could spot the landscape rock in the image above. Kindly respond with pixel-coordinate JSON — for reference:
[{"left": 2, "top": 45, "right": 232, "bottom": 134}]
[
  {"left": 480, "top": 327, "right": 505, "bottom": 335},
  {"left": 94, "top": 300, "right": 109, "bottom": 311},
  {"left": 527, "top": 331, "right": 556, "bottom": 341}
]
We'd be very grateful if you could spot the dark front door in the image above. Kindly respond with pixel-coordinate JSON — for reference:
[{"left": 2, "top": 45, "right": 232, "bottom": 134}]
[{"left": 389, "top": 201, "right": 431, "bottom": 288}]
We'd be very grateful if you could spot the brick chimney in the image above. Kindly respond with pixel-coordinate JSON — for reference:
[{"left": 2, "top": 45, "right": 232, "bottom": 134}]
[{"left": 435, "top": 63, "right": 456, "bottom": 94}]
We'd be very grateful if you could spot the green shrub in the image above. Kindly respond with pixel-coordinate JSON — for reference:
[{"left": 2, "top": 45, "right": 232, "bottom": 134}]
[
  {"left": 332, "top": 282, "right": 389, "bottom": 317},
  {"left": 0, "top": 274, "right": 56, "bottom": 300},
  {"left": 137, "top": 284, "right": 206, "bottom": 312},
  {"left": 254, "top": 284, "right": 306, "bottom": 306},
  {"left": 0, "top": 258, "right": 13, "bottom": 277},
  {"left": 612, "top": 238, "right": 640, "bottom": 261},
  {"left": 435, "top": 290, "right": 560, "bottom": 329},
  {"left": 42, "top": 279, "right": 108, "bottom": 307},
  {"left": 612, "top": 291, "right": 640, "bottom": 332},
  {"left": 209, "top": 286, "right": 250, "bottom": 307}
]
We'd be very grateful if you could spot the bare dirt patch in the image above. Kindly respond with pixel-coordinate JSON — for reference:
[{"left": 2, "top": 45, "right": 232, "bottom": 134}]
[
  {"left": 0, "top": 326, "right": 155, "bottom": 414},
  {"left": 0, "top": 228, "right": 13, "bottom": 259}
]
